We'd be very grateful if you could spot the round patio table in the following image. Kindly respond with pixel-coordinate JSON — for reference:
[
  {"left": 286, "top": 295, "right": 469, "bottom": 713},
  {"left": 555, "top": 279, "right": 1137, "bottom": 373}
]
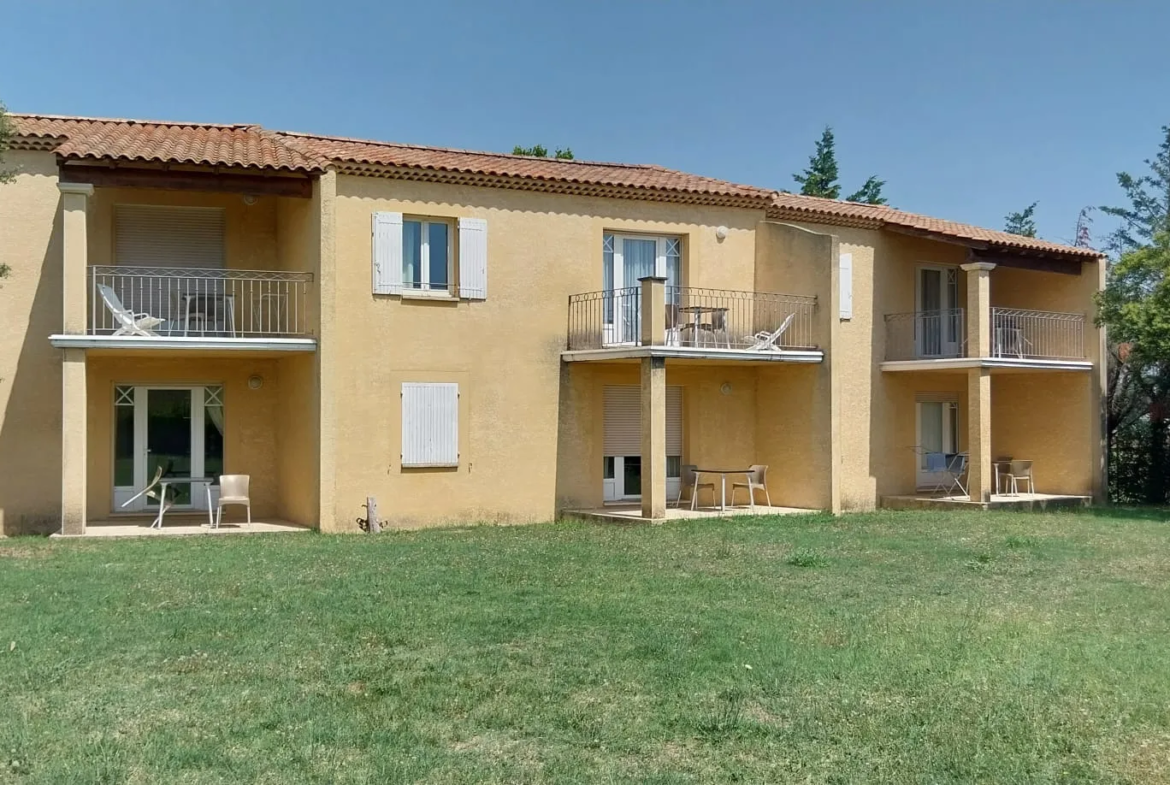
[{"left": 693, "top": 468, "right": 754, "bottom": 511}]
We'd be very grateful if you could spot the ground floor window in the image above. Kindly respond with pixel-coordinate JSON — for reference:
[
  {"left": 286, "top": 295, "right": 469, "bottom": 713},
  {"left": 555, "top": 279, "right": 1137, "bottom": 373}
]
[
  {"left": 602, "top": 384, "right": 683, "bottom": 501},
  {"left": 112, "top": 384, "right": 224, "bottom": 511},
  {"left": 916, "top": 395, "right": 960, "bottom": 489}
]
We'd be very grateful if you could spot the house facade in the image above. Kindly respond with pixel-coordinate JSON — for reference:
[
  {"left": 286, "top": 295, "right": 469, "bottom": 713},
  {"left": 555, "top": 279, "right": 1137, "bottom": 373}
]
[{"left": 0, "top": 115, "right": 1106, "bottom": 535}]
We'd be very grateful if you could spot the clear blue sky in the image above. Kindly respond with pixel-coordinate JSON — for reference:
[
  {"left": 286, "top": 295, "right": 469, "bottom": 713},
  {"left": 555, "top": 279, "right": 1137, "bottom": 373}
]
[{"left": 4, "top": 0, "right": 1166, "bottom": 244}]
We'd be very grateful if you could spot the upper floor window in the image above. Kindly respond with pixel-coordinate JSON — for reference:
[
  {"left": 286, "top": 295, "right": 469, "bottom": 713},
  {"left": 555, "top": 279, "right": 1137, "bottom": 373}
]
[{"left": 403, "top": 219, "right": 451, "bottom": 293}]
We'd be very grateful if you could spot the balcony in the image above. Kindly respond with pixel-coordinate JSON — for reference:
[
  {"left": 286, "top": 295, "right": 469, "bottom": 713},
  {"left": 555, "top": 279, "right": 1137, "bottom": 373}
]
[
  {"left": 61, "top": 266, "right": 316, "bottom": 352},
  {"left": 884, "top": 307, "right": 1087, "bottom": 367},
  {"left": 565, "top": 285, "right": 820, "bottom": 362}
]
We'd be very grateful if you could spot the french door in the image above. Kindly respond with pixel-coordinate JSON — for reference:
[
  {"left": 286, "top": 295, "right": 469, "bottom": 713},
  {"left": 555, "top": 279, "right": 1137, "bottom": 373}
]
[
  {"left": 916, "top": 266, "right": 961, "bottom": 357},
  {"left": 603, "top": 234, "right": 681, "bottom": 345},
  {"left": 602, "top": 385, "right": 682, "bottom": 502},
  {"left": 113, "top": 385, "right": 224, "bottom": 511},
  {"left": 916, "top": 400, "right": 959, "bottom": 489}
]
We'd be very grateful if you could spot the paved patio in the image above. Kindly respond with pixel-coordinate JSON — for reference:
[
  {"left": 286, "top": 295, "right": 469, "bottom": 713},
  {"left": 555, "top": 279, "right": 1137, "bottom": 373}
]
[
  {"left": 56, "top": 515, "right": 312, "bottom": 539},
  {"left": 881, "top": 492, "right": 1091, "bottom": 512},
  {"left": 565, "top": 504, "right": 816, "bottom": 523}
]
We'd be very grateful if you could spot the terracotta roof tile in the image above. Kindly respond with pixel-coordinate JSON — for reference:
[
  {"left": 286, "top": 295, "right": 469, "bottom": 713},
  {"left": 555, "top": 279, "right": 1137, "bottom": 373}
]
[
  {"left": 769, "top": 192, "right": 1101, "bottom": 259},
  {"left": 10, "top": 113, "right": 1099, "bottom": 258}
]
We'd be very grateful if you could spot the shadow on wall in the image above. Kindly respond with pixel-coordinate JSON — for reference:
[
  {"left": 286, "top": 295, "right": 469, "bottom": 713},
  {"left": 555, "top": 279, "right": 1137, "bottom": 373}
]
[{"left": 0, "top": 209, "right": 63, "bottom": 535}]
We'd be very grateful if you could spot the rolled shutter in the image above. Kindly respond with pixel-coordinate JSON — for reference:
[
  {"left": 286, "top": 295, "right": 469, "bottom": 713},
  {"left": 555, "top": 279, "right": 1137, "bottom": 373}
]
[
  {"left": 915, "top": 391, "right": 959, "bottom": 404},
  {"left": 458, "top": 217, "right": 487, "bottom": 299},
  {"left": 604, "top": 385, "right": 683, "bottom": 456},
  {"left": 372, "top": 212, "right": 403, "bottom": 295},
  {"left": 115, "top": 205, "right": 224, "bottom": 268},
  {"left": 839, "top": 252, "right": 853, "bottom": 320},
  {"left": 401, "top": 383, "right": 459, "bottom": 467}
]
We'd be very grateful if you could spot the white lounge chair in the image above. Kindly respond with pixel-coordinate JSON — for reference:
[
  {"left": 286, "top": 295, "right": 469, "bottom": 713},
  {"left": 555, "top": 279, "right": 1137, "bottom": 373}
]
[
  {"left": 121, "top": 466, "right": 173, "bottom": 529},
  {"left": 97, "top": 284, "right": 165, "bottom": 336},
  {"left": 745, "top": 313, "right": 795, "bottom": 351}
]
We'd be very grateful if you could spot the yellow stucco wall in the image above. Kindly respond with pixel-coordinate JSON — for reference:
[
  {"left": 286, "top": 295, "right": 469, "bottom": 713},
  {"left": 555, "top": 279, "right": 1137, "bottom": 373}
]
[
  {"left": 327, "top": 175, "right": 765, "bottom": 528},
  {"left": 0, "top": 152, "right": 63, "bottom": 533}
]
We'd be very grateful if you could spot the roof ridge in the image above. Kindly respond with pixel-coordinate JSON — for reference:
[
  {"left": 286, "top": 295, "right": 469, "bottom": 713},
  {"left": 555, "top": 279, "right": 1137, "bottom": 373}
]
[
  {"left": 10, "top": 112, "right": 255, "bottom": 131},
  {"left": 276, "top": 129, "right": 663, "bottom": 171}
]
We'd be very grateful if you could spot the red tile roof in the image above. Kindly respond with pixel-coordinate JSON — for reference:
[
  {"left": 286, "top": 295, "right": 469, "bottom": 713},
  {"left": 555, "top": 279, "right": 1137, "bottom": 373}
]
[{"left": 11, "top": 113, "right": 1100, "bottom": 258}]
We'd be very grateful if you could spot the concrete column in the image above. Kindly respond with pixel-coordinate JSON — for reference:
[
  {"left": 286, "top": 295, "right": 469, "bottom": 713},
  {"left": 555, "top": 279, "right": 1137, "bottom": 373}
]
[
  {"left": 960, "top": 261, "right": 995, "bottom": 357},
  {"left": 58, "top": 182, "right": 93, "bottom": 335},
  {"left": 640, "top": 356, "right": 667, "bottom": 519},
  {"left": 967, "top": 367, "right": 992, "bottom": 503},
  {"left": 58, "top": 183, "right": 92, "bottom": 535},
  {"left": 639, "top": 275, "right": 666, "bottom": 346}
]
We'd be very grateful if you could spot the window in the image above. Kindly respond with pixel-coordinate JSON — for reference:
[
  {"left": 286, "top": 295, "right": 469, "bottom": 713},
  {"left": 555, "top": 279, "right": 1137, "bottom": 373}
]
[
  {"left": 403, "top": 219, "right": 451, "bottom": 293},
  {"left": 402, "top": 383, "right": 459, "bottom": 467}
]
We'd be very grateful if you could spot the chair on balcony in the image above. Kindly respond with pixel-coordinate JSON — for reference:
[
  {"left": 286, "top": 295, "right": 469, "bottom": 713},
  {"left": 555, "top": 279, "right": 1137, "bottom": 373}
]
[
  {"left": 745, "top": 313, "right": 795, "bottom": 351},
  {"left": 97, "top": 284, "right": 166, "bottom": 337}
]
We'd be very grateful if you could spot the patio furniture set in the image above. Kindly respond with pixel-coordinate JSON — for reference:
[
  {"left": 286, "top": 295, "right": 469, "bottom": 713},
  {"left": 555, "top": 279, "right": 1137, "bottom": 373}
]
[
  {"left": 922, "top": 452, "right": 1038, "bottom": 497},
  {"left": 665, "top": 305, "right": 796, "bottom": 352},
  {"left": 97, "top": 283, "right": 255, "bottom": 338},
  {"left": 675, "top": 464, "right": 772, "bottom": 511},
  {"left": 121, "top": 468, "right": 252, "bottom": 529}
]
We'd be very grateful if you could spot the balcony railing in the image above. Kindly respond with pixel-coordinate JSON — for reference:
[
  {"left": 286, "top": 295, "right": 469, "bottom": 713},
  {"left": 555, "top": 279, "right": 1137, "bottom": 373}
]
[
  {"left": 89, "top": 266, "right": 314, "bottom": 338},
  {"left": 885, "top": 308, "right": 1086, "bottom": 361},
  {"left": 885, "top": 309, "right": 967, "bottom": 361},
  {"left": 567, "top": 286, "right": 817, "bottom": 352},
  {"left": 991, "top": 308, "right": 1084, "bottom": 360}
]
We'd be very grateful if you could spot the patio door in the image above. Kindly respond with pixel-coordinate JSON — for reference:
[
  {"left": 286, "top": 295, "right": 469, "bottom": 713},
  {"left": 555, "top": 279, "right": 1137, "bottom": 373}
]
[
  {"left": 916, "top": 266, "right": 960, "bottom": 357},
  {"left": 113, "top": 385, "right": 224, "bottom": 512},
  {"left": 916, "top": 398, "right": 959, "bottom": 489},
  {"left": 602, "top": 385, "right": 682, "bottom": 501},
  {"left": 603, "top": 234, "right": 681, "bottom": 345}
]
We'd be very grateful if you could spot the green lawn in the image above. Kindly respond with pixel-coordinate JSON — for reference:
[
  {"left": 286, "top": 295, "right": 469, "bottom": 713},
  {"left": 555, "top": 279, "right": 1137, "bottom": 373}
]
[{"left": 3, "top": 510, "right": 1170, "bottom": 784}]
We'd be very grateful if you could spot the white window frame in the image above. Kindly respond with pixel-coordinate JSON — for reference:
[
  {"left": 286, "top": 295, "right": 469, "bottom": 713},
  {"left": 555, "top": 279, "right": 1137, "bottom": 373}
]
[
  {"left": 403, "top": 218, "right": 453, "bottom": 296},
  {"left": 603, "top": 233, "right": 682, "bottom": 345},
  {"left": 915, "top": 264, "right": 961, "bottom": 358}
]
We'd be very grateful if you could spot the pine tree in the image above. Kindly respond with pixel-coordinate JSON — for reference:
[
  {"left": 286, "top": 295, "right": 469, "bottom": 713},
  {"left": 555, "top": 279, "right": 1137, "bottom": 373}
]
[
  {"left": 1101, "top": 124, "right": 1170, "bottom": 254},
  {"left": 846, "top": 176, "right": 887, "bottom": 205},
  {"left": 1004, "top": 202, "right": 1039, "bottom": 237},
  {"left": 793, "top": 126, "right": 841, "bottom": 199},
  {"left": 0, "top": 101, "right": 14, "bottom": 185}
]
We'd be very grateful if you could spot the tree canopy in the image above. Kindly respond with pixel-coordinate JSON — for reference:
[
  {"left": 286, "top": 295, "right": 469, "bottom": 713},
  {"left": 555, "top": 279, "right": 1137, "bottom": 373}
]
[
  {"left": 1100, "top": 124, "right": 1170, "bottom": 254},
  {"left": 793, "top": 126, "right": 887, "bottom": 204},
  {"left": 1004, "top": 202, "right": 1038, "bottom": 237},
  {"left": 0, "top": 101, "right": 14, "bottom": 185},
  {"left": 512, "top": 144, "right": 574, "bottom": 160}
]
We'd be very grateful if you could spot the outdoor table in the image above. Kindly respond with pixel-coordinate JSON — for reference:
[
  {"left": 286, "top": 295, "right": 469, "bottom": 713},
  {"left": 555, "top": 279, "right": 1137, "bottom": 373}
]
[
  {"left": 693, "top": 467, "right": 754, "bottom": 511},
  {"left": 679, "top": 305, "right": 730, "bottom": 347}
]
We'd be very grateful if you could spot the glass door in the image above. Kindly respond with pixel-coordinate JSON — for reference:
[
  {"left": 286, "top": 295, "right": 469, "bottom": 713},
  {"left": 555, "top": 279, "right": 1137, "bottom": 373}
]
[
  {"left": 916, "top": 267, "right": 959, "bottom": 358},
  {"left": 916, "top": 401, "right": 958, "bottom": 489},
  {"left": 146, "top": 389, "right": 193, "bottom": 506},
  {"left": 602, "top": 234, "right": 681, "bottom": 346}
]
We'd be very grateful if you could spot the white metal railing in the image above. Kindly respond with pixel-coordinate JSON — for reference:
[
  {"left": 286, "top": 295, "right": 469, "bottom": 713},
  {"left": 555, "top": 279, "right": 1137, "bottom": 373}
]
[
  {"left": 885, "top": 309, "right": 967, "bottom": 361},
  {"left": 567, "top": 286, "right": 818, "bottom": 351},
  {"left": 991, "top": 308, "right": 1084, "bottom": 360},
  {"left": 89, "top": 266, "right": 314, "bottom": 338}
]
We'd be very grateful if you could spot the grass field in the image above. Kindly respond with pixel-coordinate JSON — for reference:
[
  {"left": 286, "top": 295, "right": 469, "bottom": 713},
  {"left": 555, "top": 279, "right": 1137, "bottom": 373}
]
[{"left": 3, "top": 509, "right": 1170, "bottom": 783}]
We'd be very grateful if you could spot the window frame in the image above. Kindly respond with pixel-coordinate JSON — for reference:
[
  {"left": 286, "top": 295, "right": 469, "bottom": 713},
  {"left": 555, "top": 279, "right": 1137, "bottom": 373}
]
[{"left": 402, "top": 217, "right": 454, "bottom": 296}]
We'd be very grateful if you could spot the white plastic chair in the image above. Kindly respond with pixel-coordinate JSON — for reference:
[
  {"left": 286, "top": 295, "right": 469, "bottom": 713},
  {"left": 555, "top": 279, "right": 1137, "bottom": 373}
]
[
  {"left": 731, "top": 465, "right": 772, "bottom": 510},
  {"left": 745, "top": 313, "right": 795, "bottom": 351},
  {"left": 212, "top": 475, "right": 251, "bottom": 528},
  {"left": 1006, "top": 460, "right": 1036, "bottom": 496},
  {"left": 97, "top": 284, "right": 165, "bottom": 336},
  {"left": 676, "top": 464, "right": 716, "bottom": 510},
  {"left": 121, "top": 466, "right": 173, "bottom": 529}
]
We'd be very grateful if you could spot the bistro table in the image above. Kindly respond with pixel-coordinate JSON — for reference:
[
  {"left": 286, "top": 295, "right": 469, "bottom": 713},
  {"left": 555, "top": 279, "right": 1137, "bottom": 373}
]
[
  {"left": 693, "top": 467, "right": 754, "bottom": 511},
  {"left": 679, "top": 305, "right": 731, "bottom": 348}
]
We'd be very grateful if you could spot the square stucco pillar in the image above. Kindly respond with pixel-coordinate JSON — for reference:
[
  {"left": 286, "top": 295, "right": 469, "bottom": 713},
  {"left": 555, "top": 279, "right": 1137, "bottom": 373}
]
[
  {"left": 961, "top": 261, "right": 995, "bottom": 357},
  {"left": 639, "top": 275, "right": 667, "bottom": 346},
  {"left": 967, "top": 368, "right": 992, "bottom": 503},
  {"left": 640, "top": 357, "right": 667, "bottom": 520},
  {"left": 58, "top": 182, "right": 93, "bottom": 535}
]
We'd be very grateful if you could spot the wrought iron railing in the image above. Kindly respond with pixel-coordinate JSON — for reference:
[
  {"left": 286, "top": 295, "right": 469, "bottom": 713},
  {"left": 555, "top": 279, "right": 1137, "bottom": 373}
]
[
  {"left": 89, "top": 266, "right": 314, "bottom": 338},
  {"left": 991, "top": 308, "right": 1084, "bottom": 360},
  {"left": 885, "top": 309, "right": 967, "bottom": 361},
  {"left": 567, "top": 286, "right": 817, "bottom": 351}
]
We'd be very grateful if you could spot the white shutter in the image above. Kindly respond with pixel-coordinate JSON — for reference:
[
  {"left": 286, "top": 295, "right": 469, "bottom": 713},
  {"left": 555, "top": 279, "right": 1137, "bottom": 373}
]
[
  {"left": 401, "top": 383, "right": 459, "bottom": 467},
  {"left": 839, "top": 252, "right": 853, "bottom": 320},
  {"left": 604, "top": 385, "right": 683, "bottom": 456},
  {"left": 458, "top": 217, "right": 487, "bottom": 299},
  {"left": 666, "top": 386, "right": 682, "bottom": 455},
  {"left": 372, "top": 212, "right": 403, "bottom": 295},
  {"left": 115, "top": 205, "right": 224, "bottom": 268}
]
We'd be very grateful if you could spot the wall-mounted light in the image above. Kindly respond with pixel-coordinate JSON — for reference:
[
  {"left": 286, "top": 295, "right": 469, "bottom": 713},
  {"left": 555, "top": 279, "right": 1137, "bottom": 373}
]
[
  {"left": 715, "top": 225, "right": 729, "bottom": 241},
  {"left": 242, "top": 194, "right": 257, "bottom": 206},
  {"left": 720, "top": 382, "right": 733, "bottom": 395},
  {"left": 247, "top": 374, "right": 264, "bottom": 390}
]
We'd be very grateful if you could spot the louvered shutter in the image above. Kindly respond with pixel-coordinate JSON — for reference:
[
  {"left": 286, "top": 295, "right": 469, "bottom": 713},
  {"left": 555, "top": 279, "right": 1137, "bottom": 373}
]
[
  {"left": 372, "top": 212, "right": 403, "bottom": 295},
  {"left": 839, "top": 252, "right": 853, "bottom": 320},
  {"left": 458, "top": 217, "right": 487, "bottom": 299},
  {"left": 401, "top": 383, "right": 459, "bottom": 467},
  {"left": 115, "top": 205, "right": 225, "bottom": 268},
  {"left": 604, "top": 385, "right": 683, "bottom": 456}
]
